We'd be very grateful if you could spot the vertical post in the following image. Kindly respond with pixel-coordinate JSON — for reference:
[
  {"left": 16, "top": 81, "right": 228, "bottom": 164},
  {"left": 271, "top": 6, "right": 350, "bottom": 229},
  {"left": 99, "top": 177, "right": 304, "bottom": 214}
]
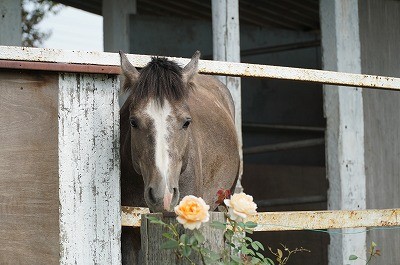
[
  {"left": 320, "top": 1, "right": 366, "bottom": 264},
  {"left": 59, "top": 73, "right": 121, "bottom": 264},
  {"left": 102, "top": 0, "right": 136, "bottom": 52},
  {"left": 211, "top": 0, "right": 243, "bottom": 192},
  {"left": 0, "top": 0, "right": 21, "bottom": 45}
]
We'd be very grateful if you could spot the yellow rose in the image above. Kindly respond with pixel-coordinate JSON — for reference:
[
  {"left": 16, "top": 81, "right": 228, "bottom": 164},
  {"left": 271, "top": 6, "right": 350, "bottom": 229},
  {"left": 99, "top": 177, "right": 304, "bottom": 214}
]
[
  {"left": 224, "top": 192, "right": 257, "bottom": 221},
  {"left": 174, "top": 195, "right": 210, "bottom": 230}
]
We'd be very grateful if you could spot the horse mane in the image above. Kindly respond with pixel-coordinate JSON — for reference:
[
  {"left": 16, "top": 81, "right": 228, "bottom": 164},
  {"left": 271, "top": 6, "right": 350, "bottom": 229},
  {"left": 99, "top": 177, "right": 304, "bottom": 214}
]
[{"left": 130, "top": 57, "right": 188, "bottom": 106}]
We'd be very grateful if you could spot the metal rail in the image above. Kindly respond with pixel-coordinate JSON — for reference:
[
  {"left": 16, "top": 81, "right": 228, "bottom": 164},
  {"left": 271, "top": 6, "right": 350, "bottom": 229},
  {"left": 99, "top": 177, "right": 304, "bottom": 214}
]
[
  {"left": 1, "top": 46, "right": 400, "bottom": 90},
  {"left": 121, "top": 207, "right": 400, "bottom": 232}
]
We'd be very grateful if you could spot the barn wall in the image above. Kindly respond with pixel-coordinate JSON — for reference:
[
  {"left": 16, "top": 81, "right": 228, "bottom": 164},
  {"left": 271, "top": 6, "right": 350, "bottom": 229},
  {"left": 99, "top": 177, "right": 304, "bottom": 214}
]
[
  {"left": 0, "top": 71, "right": 59, "bottom": 264},
  {"left": 359, "top": 0, "right": 400, "bottom": 263}
]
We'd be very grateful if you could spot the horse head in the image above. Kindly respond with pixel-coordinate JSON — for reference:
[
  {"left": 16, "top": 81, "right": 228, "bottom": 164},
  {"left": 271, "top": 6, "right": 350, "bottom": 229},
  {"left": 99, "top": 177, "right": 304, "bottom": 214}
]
[{"left": 120, "top": 51, "right": 200, "bottom": 212}]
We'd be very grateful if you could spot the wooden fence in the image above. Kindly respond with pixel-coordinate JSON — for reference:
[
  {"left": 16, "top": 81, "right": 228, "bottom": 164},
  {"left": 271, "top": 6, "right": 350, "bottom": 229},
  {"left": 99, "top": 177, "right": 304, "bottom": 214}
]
[{"left": 1, "top": 46, "right": 400, "bottom": 264}]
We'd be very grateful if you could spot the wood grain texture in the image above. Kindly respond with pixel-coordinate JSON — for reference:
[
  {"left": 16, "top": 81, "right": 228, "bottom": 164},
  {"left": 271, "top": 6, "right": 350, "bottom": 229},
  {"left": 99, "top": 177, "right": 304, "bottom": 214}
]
[
  {"left": 58, "top": 73, "right": 121, "bottom": 264},
  {"left": 0, "top": 71, "right": 59, "bottom": 264},
  {"left": 360, "top": 1, "right": 400, "bottom": 264},
  {"left": 141, "top": 212, "right": 226, "bottom": 265}
]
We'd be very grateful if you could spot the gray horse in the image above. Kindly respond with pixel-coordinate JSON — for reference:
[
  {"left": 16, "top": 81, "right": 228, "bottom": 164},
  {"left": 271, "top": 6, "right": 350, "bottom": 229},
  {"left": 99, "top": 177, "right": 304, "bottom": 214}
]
[{"left": 119, "top": 51, "right": 240, "bottom": 264}]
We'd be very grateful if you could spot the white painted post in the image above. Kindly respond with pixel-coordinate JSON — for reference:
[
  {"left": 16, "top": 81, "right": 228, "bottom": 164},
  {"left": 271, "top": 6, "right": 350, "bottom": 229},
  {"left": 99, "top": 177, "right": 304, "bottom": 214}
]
[
  {"left": 59, "top": 73, "right": 121, "bottom": 264},
  {"left": 211, "top": 0, "right": 243, "bottom": 192},
  {"left": 320, "top": 1, "right": 366, "bottom": 264},
  {"left": 0, "top": 0, "right": 21, "bottom": 45},
  {"left": 103, "top": 0, "right": 136, "bottom": 52}
]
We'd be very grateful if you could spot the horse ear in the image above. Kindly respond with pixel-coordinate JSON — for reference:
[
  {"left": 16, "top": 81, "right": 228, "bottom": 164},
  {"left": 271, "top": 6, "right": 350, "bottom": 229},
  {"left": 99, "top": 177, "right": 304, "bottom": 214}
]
[
  {"left": 182, "top": 50, "right": 200, "bottom": 85},
  {"left": 119, "top": 51, "right": 139, "bottom": 88}
]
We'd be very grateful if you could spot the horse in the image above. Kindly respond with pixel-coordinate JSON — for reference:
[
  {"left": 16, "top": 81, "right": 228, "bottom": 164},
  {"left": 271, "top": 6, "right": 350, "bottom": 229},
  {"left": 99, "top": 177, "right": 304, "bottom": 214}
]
[{"left": 119, "top": 51, "right": 240, "bottom": 264}]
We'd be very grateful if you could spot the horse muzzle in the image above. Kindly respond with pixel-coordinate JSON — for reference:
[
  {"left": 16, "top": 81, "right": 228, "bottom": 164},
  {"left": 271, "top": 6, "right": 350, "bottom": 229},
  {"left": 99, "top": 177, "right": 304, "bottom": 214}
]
[{"left": 145, "top": 186, "right": 179, "bottom": 212}]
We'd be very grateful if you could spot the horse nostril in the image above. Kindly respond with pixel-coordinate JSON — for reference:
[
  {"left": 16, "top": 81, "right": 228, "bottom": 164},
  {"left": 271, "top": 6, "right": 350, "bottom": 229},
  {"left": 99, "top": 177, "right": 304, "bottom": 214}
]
[
  {"left": 148, "top": 187, "right": 156, "bottom": 204},
  {"left": 172, "top": 188, "right": 179, "bottom": 203}
]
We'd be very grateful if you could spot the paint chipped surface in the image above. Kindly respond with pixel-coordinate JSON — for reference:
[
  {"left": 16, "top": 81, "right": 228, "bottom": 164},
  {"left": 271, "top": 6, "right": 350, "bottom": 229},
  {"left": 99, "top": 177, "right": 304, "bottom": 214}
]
[
  {"left": 1, "top": 46, "right": 400, "bottom": 90},
  {"left": 121, "top": 207, "right": 400, "bottom": 231},
  {"left": 59, "top": 73, "right": 121, "bottom": 264}
]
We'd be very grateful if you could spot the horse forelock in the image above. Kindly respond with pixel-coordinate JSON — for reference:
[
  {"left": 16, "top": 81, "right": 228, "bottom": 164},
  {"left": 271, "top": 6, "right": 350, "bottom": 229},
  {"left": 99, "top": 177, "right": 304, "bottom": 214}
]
[{"left": 130, "top": 57, "right": 188, "bottom": 107}]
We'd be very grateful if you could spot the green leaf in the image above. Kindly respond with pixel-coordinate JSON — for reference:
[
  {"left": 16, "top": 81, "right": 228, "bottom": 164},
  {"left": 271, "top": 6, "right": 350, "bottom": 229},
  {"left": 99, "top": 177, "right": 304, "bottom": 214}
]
[
  {"left": 251, "top": 241, "right": 259, "bottom": 251},
  {"left": 254, "top": 241, "right": 265, "bottom": 251},
  {"left": 231, "top": 255, "right": 242, "bottom": 263},
  {"left": 349, "top": 254, "right": 359, "bottom": 260},
  {"left": 146, "top": 216, "right": 166, "bottom": 226},
  {"left": 182, "top": 245, "right": 192, "bottom": 257},
  {"left": 194, "top": 229, "right": 205, "bottom": 244},
  {"left": 162, "top": 232, "right": 175, "bottom": 240},
  {"left": 180, "top": 234, "right": 189, "bottom": 244},
  {"left": 244, "top": 236, "right": 253, "bottom": 243},
  {"left": 161, "top": 240, "right": 179, "bottom": 249},
  {"left": 210, "top": 221, "right": 226, "bottom": 230},
  {"left": 256, "top": 252, "right": 265, "bottom": 259},
  {"left": 264, "top": 258, "right": 275, "bottom": 265},
  {"left": 189, "top": 235, "right": 197, "bottom": 245},
  {"left": 245, "top": 221, "right": 258, "bottom": 229}
]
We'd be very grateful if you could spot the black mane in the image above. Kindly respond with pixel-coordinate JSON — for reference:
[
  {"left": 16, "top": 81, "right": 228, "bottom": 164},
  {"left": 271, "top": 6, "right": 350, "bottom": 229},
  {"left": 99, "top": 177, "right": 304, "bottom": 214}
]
[{"left": 131, "top": 57, "right": 187, "bottom": 106}]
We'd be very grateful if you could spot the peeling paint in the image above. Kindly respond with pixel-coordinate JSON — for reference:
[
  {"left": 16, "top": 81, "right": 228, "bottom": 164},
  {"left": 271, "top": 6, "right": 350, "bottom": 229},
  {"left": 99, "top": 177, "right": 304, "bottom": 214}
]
[{"left": 121, "top": 207, "right": 400, "bottom": 232}]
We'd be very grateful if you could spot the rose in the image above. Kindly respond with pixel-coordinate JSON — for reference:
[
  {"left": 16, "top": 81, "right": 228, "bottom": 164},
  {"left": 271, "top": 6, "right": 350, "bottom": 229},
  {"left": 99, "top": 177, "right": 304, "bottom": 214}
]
[
  {"left": 174, "top": 195, "right": 210, "bottom": 230},
  {"left": 224, "top": 192, "right": 257, "bottom": 221}
]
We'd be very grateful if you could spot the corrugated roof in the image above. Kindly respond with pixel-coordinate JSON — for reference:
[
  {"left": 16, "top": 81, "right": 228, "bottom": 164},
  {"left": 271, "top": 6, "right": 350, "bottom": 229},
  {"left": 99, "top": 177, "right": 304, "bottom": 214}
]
[{"left": 54, "top": 0, "right": 320, "bottom": 31}]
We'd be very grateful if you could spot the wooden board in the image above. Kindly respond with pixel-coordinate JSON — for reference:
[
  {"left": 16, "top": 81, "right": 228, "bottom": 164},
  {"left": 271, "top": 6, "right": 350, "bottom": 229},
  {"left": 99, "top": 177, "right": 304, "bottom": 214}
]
[
  {"left": 0, "top": 71, "right": 59, "bottom": 264},
  {"left": 58, "top": 73, "right": 121, "bottom": 264}
]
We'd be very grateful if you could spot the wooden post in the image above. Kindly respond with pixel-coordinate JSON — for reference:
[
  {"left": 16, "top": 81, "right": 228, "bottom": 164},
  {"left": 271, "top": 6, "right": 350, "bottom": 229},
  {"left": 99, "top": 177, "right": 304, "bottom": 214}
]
[
  {"left": 0, "top": 0, "right": 21, "bottom": 45},
  {"left": 141, "top": 212, "right": 226, "bottom": 264},
  {"left": 103, "top": 0, "right": 136, "bottom": 52},
  {"left": 58, "top": 73, "right": 121, "bottom": 264},
  {"left": 211, "top": 0, "right": 243, "bottom": 192},
  {"left": 320, "top": 1, "right": 366, "bottom": 264}
]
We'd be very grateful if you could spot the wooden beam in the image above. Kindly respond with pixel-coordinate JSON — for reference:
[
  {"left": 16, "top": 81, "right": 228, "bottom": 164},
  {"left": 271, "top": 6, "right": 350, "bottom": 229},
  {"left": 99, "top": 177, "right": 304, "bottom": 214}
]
[
  {"left": 121, "top": 207, "right": 400, "bottom": 232},
  {"left": 59, "top": 73, "right": 121, "bottom": 264},
  {"left": 212, "top": 0, "right": 243, "bottom": 192}
]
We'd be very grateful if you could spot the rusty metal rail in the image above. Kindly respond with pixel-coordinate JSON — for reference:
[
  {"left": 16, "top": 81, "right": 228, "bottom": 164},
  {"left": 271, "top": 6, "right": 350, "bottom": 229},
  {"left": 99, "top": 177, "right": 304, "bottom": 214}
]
[
  {"left": 122, "top": 207, "right": 400, "bottom": 231},
  {"left": 1, "top": 46, "right": 400, "bottom": 90}
]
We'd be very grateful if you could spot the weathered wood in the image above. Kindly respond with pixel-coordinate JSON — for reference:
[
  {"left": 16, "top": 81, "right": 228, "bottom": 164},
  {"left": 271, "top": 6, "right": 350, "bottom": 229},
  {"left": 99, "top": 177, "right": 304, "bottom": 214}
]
[
  {"left": 0, "top": 71, "right": 59, "bottom": 264},
  {"left": 2, "top": 46, "right": 400, "bottom": 91},
  {"left": 320, "top": 1, "right": 366, "bottom": 264},
  {"left": 58, "top": 73, "right": 121, "bottom": 264},
  {"left": 141, "top": 212, "right": 227, "bottom": 265},
  {"left": 212, "top": 0, "right": 243, "bottom": 192},
  {"left": 360, "top": 1, "right": 400, "bottom": 264}
]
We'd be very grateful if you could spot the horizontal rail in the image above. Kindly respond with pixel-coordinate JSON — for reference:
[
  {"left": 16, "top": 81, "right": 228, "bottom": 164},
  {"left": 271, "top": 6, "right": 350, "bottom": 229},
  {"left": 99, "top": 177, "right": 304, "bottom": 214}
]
[
  {"left": 1, "top": 46, "right": 400, "bottom": 90},
  {"left": 122, "top": 207, "right": 400, "bottom": 231},
  {"left": 243, "top": 138, "right": 325, "bottom": 155},
  {"left": 255, "top": 195, "right": 327, "bottom": 207}
]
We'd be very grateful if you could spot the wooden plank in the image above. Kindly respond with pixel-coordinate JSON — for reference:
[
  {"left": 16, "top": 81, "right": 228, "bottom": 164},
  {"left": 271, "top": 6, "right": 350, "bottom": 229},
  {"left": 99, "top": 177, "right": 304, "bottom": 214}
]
[
  {"left": 2, "top": 46, "right": 400, "bottom": 90},
  {"left": 122, "top": 207, "right": 400, "bottom": 231},
  {"left": 58, "top": 73, "right": 121, "bottom": 264},
  {"left": 0, "top": 71, "right": 59, "bottom": 264}
]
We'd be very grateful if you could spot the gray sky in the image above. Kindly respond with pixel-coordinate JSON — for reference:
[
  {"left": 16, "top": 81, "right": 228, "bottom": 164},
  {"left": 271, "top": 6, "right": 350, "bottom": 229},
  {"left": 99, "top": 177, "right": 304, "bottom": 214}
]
[{"left": 39, "top": 6, "right": 103, "bottom": 51}]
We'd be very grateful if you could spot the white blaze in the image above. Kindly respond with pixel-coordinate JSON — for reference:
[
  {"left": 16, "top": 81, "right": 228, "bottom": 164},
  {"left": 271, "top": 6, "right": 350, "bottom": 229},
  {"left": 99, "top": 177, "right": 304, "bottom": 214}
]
[{"left": 145, "top": 100, "right": 171, "bottom": 194}]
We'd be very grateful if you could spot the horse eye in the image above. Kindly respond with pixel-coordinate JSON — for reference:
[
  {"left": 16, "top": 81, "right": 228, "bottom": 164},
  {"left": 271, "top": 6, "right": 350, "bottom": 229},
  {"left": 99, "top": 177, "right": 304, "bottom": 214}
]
[
  {"left": 130, "top": 119, "right": 138, "bottom": 128},
  {"left": 182, "top": 118, "right": 192, "bottom": 129}
]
